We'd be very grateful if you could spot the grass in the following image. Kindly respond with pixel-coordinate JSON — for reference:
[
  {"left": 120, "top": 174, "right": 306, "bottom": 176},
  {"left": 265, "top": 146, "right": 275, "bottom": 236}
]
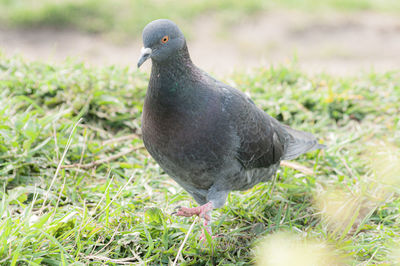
[
  {"left": 1, "top": 0, "right": 400, "bottom": 39},
  {"left": 0, "top": 53, "right": 399, "bottom": 265}
]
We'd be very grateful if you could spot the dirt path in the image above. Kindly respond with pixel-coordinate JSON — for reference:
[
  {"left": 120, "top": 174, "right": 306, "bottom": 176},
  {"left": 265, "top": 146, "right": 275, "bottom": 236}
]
[{"left": 1, "top": 10, "right": 399, "bottom": 76}]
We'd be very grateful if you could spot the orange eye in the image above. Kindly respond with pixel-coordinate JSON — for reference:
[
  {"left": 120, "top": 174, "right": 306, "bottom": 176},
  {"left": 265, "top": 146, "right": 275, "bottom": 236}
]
[{"left": 161, "top": 35, "right": 169, "bottom": 43}]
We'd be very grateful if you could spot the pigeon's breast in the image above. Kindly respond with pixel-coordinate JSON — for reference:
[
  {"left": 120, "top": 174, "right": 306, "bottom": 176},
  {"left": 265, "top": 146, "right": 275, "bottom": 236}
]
[{"left": 141, "top": 93, "right": 237, "bottom": 189}]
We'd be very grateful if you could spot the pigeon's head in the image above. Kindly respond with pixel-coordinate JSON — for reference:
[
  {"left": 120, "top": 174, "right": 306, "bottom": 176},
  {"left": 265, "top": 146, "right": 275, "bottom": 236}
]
[{"left": 137, "top": 19, "right": 186, "bottom": 68}]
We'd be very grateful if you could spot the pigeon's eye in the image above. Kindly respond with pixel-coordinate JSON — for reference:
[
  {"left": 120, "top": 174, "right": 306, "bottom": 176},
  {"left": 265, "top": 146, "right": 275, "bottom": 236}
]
[{"left": 161, "top": 35, "right": 169, "bottom": 44}]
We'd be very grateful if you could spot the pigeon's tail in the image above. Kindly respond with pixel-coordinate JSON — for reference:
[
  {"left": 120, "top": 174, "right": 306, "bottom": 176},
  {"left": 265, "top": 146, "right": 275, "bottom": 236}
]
[{"left": 281, "top": 125, "right": 326, "bottom": 160}]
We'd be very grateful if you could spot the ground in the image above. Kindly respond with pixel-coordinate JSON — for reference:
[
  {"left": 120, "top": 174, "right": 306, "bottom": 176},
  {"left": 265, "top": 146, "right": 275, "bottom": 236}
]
[{"left": 0, "top": 55, "right": 399, "bottom": 264}]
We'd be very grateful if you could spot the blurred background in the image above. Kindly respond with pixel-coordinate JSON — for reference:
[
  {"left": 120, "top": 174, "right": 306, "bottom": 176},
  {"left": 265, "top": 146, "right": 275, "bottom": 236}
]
[{"left": 0, "top": 0, "right": 399, "bottom": 75}]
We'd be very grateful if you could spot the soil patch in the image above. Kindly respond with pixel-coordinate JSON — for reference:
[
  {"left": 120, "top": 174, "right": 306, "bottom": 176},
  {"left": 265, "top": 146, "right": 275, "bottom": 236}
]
[{"left": 1, "top": 11, "right": 399, "bottom": 76}]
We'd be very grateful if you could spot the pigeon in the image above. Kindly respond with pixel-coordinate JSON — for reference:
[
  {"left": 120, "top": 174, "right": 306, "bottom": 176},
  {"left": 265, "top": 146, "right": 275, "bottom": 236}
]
[{"left": 137, "top": 19, "right": 325, "bottom": 239}]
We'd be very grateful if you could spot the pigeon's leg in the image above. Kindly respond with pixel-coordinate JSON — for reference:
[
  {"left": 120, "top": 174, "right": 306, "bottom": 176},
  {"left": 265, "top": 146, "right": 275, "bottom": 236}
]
[
  {"left": 175, "top": 201, "right": 213, "bottom": 220},
  {"left": 199, "top": 211, "right": 218, "bottom": 241},
  {"left": 207, "top": 188, "right": 229, "bottom": 209},
  {"left": 175, "top": 188, "right": 228, "bottom": 240},
  {"left": 175, "top": 202, "right": 214, "bottom": 240}
]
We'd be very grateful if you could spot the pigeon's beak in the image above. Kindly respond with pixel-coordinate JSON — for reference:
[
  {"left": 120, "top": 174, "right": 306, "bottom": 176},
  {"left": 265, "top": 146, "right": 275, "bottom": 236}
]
[{"left": 137, "top": 47, "right": 152, "bottom": 68}]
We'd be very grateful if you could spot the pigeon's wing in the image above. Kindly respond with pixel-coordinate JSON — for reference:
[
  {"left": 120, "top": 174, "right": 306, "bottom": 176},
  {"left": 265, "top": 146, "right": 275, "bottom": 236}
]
[
  {"left": 218, "top": 85, "right": 288, "bottom": 169},
  {"left": 217, "top": 82, "right": 325, "bottom": 169}
]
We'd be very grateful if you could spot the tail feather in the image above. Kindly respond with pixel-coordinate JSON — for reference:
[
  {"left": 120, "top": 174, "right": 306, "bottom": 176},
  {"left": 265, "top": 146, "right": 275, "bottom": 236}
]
[{"left": 281, "top": 125, "right": 326, "bottom": 160}]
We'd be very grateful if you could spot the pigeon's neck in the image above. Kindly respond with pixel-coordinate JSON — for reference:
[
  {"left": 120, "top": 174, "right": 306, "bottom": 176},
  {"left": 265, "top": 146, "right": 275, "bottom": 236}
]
[
  {"left": 153, "top": 42, "right": 193, "bottom": 67},
  {"left": 150, "top": 43, "right": 197, "bottom": 82},
  {"left": 147, "top": 43, "right": 200, "bottom": 104}
]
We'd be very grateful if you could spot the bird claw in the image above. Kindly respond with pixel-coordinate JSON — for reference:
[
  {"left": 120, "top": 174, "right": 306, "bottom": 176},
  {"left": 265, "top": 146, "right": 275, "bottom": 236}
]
[
  {"left": 170, "top": 205, "right": 182, "bottom": 215},
  {"left": 172, "top": 202, "right": 215, "bottom": 242},
  {"left": 173, "top": 202, "right": 213, "bottom": 219}
]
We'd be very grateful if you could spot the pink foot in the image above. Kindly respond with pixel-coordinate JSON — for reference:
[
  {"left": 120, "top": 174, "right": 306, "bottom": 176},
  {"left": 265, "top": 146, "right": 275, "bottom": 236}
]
[
  {"left": 174, "top": 202, "right": 215, "bottom": 241},
  {"left": 174, "top": 202, "right": 213, "bottom": 220}
]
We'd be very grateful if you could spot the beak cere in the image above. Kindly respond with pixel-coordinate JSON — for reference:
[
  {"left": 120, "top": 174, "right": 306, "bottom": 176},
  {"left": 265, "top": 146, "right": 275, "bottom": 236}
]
[{"left": 137, "top": 47, "right": 152, "bottom": 68}]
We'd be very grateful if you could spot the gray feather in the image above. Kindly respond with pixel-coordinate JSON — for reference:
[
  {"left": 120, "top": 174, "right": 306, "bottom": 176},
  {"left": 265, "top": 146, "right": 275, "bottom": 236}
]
[{"left": 281, "top": 124, "right": 326, "bottom": 160}]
